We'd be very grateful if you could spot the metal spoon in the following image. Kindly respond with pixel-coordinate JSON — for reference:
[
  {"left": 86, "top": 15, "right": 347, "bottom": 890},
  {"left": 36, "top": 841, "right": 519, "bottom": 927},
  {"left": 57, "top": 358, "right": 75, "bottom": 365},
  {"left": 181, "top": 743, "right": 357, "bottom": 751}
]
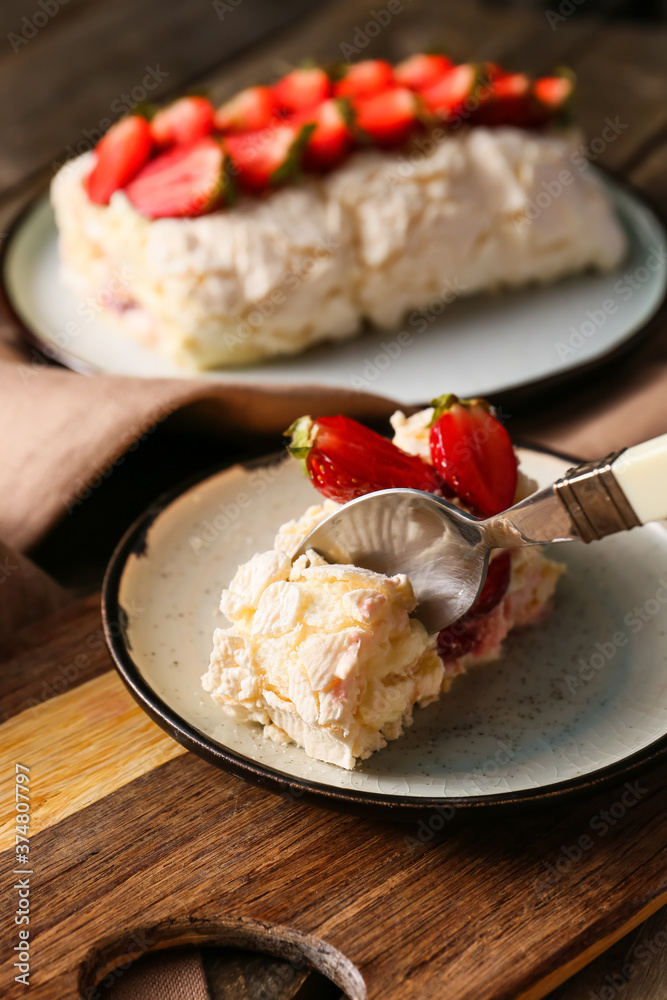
[{"left": 294, "top": 436, "right": 667, "bottom": 633}]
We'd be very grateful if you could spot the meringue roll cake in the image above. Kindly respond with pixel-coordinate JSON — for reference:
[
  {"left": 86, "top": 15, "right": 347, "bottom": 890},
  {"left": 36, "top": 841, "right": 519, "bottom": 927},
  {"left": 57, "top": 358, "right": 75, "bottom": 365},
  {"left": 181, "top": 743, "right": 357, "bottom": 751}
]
[
  {"left": 51, "top": 56, "right": 626, "bottom": 370},
  {"left": 202, "top": 398, "right": 564, "bottom": 769}
]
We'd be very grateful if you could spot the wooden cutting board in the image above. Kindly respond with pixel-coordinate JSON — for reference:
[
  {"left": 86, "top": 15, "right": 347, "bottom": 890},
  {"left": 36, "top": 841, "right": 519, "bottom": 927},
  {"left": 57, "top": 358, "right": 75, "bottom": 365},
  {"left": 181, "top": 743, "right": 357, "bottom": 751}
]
[{"left": 1, "top": 594, "right": 666, "bottom": 1000}]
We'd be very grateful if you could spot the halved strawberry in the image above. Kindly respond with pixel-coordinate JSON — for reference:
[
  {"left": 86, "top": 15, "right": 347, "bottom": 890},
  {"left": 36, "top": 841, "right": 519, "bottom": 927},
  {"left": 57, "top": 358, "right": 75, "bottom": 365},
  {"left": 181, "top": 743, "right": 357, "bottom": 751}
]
[
  {"left": 150, "top": 96, "right": 215, "bottom": 147},
  {"left": 85, "top": 115, "right": 152, "bottom": 205},
  {"left": 534, "top": 74, "right": 574, "bottom": 115},
  {"left": 471, "top": 72, "right": 533, "bottom": 127},
  {"left": 428, "top": 394, "right": 518, "bottom": 518},
  {"left": 420, "top": 63, "right": 478, "bottom": 120},
  {"left": 436, "top": 551, "right": 512, "bottom": 660},
  {"left": 300, "top": 98, "right": 354, "bottom": 170},
  {"left": 124, "top": 137, "right": 228, "bottom": 219},
  {"left": 335, "top": 59, "right": 394, "bottom": 99},
  {"left": 287, "top": 415, "right": 444, "bottom": 504},
  {"left": 224, "top": 122, "right": 315, "bottom": 190},
  {"left": 214, "top": 86, "right": 277, "bottom": 134},
  {"left": 274, "top": 66, "right": 331, "bottom": 113},
  {"left": 394, "top": 53, "right": 453, "bottom": 91},
  {"left": 353, "top": 87, "right": 419, "bottom": 147}
]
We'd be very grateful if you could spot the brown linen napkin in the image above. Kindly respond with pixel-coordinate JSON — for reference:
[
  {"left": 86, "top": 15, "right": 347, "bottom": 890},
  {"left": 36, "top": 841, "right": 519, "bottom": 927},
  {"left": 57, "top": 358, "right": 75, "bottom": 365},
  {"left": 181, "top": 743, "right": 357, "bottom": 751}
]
[{"left": 0, "top": 352, "right": 399, "bottom": 553}]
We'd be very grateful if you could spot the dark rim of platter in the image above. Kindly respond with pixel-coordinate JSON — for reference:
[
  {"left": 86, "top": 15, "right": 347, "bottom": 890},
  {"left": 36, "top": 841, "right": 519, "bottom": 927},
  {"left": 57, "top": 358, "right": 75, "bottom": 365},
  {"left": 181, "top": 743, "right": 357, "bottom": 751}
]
[
  {"left": 102, "top": 447, "right": 667, "bottom": 817},
  {"left": 0, "top": 166, "right": 666, "bottom": 403}
]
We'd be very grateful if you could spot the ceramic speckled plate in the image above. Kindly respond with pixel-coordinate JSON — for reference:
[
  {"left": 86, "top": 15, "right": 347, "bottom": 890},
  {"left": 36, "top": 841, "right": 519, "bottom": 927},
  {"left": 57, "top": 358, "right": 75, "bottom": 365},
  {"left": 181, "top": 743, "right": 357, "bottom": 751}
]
[
  {"left": 3, "top": 173, "right": 667, "bottom": 405},
  {"left": 102, "top": 447, "right": 667, "bottom": 815}
]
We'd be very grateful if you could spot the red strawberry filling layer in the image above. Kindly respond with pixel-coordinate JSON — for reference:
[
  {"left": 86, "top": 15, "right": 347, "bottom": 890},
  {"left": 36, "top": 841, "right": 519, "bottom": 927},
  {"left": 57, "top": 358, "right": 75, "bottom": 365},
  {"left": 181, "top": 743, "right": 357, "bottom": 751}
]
[{"left": 83, "top": 56, "right": 574, "bottom": 215}]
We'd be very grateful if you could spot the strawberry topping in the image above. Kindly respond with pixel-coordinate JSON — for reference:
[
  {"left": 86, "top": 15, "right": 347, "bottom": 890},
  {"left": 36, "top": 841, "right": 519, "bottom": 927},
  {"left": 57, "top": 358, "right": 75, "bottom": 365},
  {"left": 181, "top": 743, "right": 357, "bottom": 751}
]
[
  {"left": 353, "top": 87, "right": 420, "bottom": 147},
  {"left": 214, "top": 86, "right": 277, "bottom": 133},
  {"left": 300, "top": 98, "right": 353, "bottom": 170},
  {"left": 471, "top": 73, "right": 533, "bottom": 127},
  {"left": 274, "top": 67, "right": 331, "bottom": 113},
  {"left": 85, "top": 115, "right": 152, "bottom": 205},
  {"left": 286, "top": 415, "right": 443, "bottom": 503},
  {"left": 428, "top": 394, "right": 518, "bottom": 518},
  {"left": 124, "top": 137, "right": 228, "bottom": 219},
  {"left": 335, "top": 59, "right": 395, "bottom": 99},
  {"left": 84, "top": 56, "right": 577, "bottom": 215},
  {"left": 394, "top": 53, "right": 453, "bottom": 91},
  {"left": 149, "top": 96, "right": 215, "bottom": 147},
  {"left": 534, "top": 74, "right": 574, "bottom": 114},
  {"left": 224, "top": 122, "right": 314, "bottom": 190},
  {"left": 420, "top": 63, "right": 478, "bottom": 120}
]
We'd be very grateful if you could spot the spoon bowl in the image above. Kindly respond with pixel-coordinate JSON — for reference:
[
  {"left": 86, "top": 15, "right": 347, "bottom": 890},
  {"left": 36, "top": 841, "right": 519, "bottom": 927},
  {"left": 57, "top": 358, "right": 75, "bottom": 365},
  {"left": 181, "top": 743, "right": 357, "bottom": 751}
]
[{"left": 294, "top": 489, "right": 490, "bottom": 633}]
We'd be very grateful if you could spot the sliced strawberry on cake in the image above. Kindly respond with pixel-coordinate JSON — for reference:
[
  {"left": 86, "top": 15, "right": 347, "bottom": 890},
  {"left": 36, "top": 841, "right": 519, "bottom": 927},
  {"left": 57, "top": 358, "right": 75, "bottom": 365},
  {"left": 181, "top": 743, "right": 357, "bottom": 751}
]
[
  {"left": 224, "top": 122, "right": 315, "bottom": 190},
  {"left": 533, "top": 73, "right": 575, "bottom": 123},
  {"left": 299, "top": 98, "right": 354, "bottom": 170},
  {"left": 85, "top": 115, "right": 152, "bottom": 205},
  {"left": 124, "top": 137, "right": 228, "bottom": 218},
  {"left": 214, "top": 85, "right": 278, "bottom": 133},
  {"left": 428, "top": 393, "right": 518, "bottom": 517},
  {"left": 287, "top": 414, "right": 444, "bottom": 501},
  {"left": 353, "top": 86, "right": 420, "bottom": 147},
  {"left": 335, "top": 58, "right": 395, "bottom": 98},
  {"left": 419, "top": 63, "right": 478, "bottom": 120},
  {"left": 394, "top": 53, "right": 453, "bottom": 91},
  {"left": 273, "top": 66, "right": 331, "bottom": 113},
  {"left": 471, "top": 73, "right": 534, "bottom": 128},
  {"left": 149, "top": 96, "right": 215, "bottom": 147}
]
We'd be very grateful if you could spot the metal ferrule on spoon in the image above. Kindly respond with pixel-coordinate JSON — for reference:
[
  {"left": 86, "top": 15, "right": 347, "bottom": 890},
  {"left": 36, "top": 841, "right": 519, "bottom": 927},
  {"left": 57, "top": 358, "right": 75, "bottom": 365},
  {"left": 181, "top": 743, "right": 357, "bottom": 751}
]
[{"left": 294, "top": 433, "right": 667, "bottom": 634}]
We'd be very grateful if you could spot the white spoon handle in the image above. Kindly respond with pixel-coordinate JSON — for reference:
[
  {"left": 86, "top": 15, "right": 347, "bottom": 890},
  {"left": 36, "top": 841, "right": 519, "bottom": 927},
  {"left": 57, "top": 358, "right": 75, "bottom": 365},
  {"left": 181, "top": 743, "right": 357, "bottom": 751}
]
[
  {"left": 552, "top": 435, "right": 667, "bottom": 543},
  {"left": 611, "top": 433, "right": 667, "bottom": 525}
]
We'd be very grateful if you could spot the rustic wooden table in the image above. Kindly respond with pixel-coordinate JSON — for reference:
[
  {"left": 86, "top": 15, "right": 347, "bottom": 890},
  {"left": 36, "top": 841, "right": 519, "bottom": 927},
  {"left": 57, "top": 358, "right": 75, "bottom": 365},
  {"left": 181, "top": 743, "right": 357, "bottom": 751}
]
[{"left": 1, "top": 1, "right": 667, "bottom": 997}]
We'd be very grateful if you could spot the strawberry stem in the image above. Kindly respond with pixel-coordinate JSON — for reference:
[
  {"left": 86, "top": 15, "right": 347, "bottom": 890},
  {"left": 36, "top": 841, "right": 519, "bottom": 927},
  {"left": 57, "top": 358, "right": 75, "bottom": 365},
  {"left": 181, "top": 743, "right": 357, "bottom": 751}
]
[
  {"left": 429, "top": 392, "right": 493, "bottom": 425},
  {"left": 429, "top": 393, "right": 460, "bottom": 425},
  {"left": 131, "top": 102, "right": 157, "bottom": 121},
  {"left": 335, "top": 97, "right": 356, "bottom": 128},
  {"left": 285, "top": 415, "right": 315, "bottom": 474},
  {"left": 221, "top": 150, "right": 238, "bottom": 207}
]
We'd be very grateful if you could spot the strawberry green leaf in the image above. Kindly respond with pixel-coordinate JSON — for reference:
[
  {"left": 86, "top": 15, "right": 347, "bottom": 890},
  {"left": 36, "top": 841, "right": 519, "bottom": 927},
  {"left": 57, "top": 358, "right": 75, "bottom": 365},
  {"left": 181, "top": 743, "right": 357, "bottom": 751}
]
[
  {"left": 285, "top": 415, "right": 316, "bottom": 474},
  {"left": 429, "top": 393, "right": 460, "bottom": 425},
  {"left": 271, "top": 122, "right": 316, "bottom": 185}
]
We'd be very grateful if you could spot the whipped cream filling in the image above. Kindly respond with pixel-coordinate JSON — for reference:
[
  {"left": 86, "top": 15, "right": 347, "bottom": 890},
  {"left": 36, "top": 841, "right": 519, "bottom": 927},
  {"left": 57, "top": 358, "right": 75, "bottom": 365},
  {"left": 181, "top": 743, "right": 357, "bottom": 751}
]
[
  {"left": 51, "top": 126, "right": 626, "bottom": 369},
  {"left": 202, "top": 503, "right": 444, "bottom": 770}
]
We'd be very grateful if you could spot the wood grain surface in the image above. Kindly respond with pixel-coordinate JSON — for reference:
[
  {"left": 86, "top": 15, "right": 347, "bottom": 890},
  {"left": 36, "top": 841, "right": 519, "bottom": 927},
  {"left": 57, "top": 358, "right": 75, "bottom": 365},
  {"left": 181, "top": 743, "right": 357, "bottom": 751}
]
[
  {"left": 1, "top": 596, "right": 666, "bottom": 1000},
  {"left": 2, "top": 1, "right": 667, "bottom": 997}
]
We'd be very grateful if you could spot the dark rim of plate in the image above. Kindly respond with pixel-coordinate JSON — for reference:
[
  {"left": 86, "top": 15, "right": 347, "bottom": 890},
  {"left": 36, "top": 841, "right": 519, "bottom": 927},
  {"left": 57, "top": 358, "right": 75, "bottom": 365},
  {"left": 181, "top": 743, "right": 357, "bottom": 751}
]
[
  {"left": 1, "top": 168, "right": 667, "bottom": 409},
  {"left": 102, "top": 446, "right": 667, "bottom": 818}
]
